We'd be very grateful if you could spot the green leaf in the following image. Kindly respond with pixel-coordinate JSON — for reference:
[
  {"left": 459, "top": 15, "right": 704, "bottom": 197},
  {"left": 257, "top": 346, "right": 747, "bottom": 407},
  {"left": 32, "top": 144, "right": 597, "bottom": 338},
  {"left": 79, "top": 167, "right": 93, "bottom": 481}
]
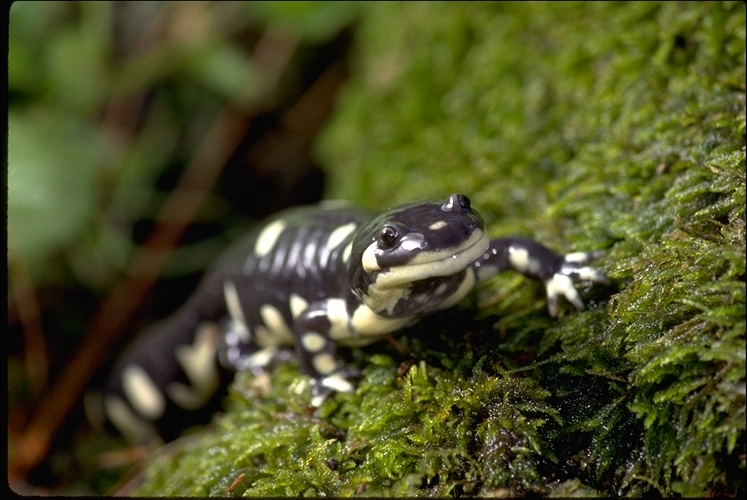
[{"left": 8, "top": 109, "right": 103, "bottom": 282}]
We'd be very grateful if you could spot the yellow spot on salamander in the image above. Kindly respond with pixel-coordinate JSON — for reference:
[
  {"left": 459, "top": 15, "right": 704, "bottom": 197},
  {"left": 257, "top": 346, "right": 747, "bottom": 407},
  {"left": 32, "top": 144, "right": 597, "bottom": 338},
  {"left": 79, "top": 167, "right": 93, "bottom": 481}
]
[
  {"left": 122, "top": 365, "right": 166, "bottom": 420},
  {"left": 254, "top": 219, "right": 286, "bottom": 257}
]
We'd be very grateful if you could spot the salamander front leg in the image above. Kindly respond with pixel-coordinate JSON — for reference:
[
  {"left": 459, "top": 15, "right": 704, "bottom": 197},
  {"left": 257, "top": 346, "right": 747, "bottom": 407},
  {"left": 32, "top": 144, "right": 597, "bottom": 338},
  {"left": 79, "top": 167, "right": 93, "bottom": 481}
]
[
  {"left": 472, "top": 237, "right": 608, "bottom": 316},
  {"left": 293, "top": 304, "right": 359, "bottom": 406},
  {"left": 217, "top": 281, "right": 292, "bottom": 375}
]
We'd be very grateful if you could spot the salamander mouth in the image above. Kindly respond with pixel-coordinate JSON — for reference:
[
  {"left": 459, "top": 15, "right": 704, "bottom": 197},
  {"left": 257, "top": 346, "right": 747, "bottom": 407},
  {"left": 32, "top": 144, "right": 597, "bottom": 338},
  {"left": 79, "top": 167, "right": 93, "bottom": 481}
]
[{"left": 373, "top": 230, "right": 489, "bottom": 289}]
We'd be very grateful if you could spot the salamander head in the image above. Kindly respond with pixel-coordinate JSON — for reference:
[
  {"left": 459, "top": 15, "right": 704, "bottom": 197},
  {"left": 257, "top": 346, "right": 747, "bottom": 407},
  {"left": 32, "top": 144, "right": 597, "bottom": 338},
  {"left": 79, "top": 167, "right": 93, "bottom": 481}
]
[{"left": 349, "top": 194, "right": 489, "bottom": 316}]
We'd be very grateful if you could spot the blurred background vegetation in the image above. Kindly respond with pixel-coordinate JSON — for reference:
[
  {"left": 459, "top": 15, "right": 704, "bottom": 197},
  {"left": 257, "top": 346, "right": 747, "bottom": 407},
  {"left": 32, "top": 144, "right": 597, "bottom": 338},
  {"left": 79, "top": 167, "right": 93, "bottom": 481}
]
[
  {"left": 7, "top": 1, "right": 745, "bottom": 497},
  {"left": 8, "top": 1, "right": 360, "bottom": 493}
]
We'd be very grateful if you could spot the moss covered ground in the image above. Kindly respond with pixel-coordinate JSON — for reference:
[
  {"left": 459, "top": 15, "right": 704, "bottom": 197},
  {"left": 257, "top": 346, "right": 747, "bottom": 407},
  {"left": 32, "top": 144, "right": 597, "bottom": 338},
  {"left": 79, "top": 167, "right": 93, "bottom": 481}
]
[{"left": 134, "top": 2, "right": 745, "bottom": 496}]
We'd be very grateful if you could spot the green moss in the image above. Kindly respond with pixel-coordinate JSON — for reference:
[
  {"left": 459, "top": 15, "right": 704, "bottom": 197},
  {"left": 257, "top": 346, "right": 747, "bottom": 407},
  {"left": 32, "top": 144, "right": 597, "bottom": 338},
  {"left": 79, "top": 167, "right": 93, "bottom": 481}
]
[
  {"left": 134, "top": 2, "right": 744, "bottom": 496},
  {"left": 137, "top": 345, "right": 565, "bottom": 497}
]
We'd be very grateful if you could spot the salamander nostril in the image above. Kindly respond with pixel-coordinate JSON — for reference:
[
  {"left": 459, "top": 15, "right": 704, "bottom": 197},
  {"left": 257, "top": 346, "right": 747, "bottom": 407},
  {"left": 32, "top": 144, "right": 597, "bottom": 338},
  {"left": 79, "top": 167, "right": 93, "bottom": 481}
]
[
  {"left": 456, "top": 194, "right": 471, "bottom": 211},
  {"left": 442, "top": 193, "right": 471, "bottom": 212}
]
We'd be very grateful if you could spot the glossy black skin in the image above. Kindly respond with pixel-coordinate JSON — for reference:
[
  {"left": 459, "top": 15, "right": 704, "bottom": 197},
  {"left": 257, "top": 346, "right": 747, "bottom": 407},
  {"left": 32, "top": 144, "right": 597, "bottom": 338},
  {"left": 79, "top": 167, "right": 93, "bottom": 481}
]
[{"left": 103, "top": 194, "right": 606, "bottom": 441}]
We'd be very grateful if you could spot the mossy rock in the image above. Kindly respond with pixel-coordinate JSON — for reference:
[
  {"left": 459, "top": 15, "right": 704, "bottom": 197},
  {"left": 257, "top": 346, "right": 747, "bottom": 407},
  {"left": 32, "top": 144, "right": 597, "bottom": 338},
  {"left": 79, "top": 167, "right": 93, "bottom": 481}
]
[{"left": 134, "top": 2, "right": 745, "bottom": 496}]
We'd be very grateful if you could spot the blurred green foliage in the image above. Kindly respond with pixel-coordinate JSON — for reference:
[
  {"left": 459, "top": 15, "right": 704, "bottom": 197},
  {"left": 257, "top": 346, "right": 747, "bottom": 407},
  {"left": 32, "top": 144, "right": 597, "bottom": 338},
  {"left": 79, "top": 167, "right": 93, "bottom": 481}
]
[
  {"left": 9, "top": 1, "right": 745, "bottom": 497},
  {"left": 7, "top": 0, "right": 359, "bottom": 288},
  {"left": 251, "top": 1, "right": 360, "bottom": 43}
]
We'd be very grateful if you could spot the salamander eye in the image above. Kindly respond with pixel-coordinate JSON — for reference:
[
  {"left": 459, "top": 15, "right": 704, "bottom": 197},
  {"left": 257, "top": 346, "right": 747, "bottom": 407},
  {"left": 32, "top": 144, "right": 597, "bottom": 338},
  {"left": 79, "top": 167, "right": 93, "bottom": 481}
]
[{"left": 378, "top": 225, "right": 398, "bottom": 247}]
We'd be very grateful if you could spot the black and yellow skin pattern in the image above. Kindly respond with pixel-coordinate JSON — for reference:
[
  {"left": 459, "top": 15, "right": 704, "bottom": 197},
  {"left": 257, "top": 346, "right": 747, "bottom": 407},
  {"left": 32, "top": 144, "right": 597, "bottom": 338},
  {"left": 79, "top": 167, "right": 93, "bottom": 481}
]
[{"left": 104, "top": 194, "right": 607, "bottom": 442}]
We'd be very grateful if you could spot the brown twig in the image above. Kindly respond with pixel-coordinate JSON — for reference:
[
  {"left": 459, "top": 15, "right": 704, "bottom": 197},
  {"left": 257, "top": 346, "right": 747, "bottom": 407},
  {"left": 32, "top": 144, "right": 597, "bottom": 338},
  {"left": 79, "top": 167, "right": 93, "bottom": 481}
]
[
  {"left": 9, "top": 24, "right": 300, "bottom": 480},
  {"left": 7, "top": 225, "right": 49, "bottom": 405}
]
